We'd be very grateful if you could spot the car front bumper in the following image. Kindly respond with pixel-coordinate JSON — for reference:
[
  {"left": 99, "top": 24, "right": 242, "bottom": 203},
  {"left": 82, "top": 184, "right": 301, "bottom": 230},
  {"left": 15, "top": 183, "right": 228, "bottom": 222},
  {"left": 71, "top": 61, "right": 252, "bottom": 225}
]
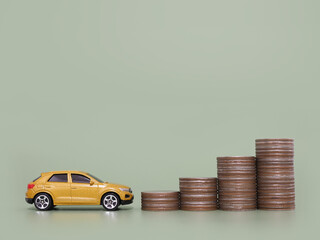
[
  {"left": 121, "top": 195, "right": 134, "bottom": 205},
  {"left": 25, "top": 198, "right": 33, "bottom": 204}
]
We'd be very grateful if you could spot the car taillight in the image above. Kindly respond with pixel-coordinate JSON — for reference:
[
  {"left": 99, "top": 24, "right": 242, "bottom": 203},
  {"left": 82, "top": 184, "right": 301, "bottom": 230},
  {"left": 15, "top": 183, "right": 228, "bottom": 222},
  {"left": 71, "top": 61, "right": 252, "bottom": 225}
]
[{"left": 28, "top": 184, "right": 35, "bottom": 189}]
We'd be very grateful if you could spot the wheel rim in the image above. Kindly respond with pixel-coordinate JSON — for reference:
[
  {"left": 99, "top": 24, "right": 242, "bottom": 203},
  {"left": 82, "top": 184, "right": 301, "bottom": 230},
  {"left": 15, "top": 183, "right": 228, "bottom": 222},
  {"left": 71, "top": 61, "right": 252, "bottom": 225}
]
[
  {"left": 35, "top": 195, "right": 50, "bottom": 210},
  {"left": 103, "top": 195, "right": 118, "bottom": 209}
]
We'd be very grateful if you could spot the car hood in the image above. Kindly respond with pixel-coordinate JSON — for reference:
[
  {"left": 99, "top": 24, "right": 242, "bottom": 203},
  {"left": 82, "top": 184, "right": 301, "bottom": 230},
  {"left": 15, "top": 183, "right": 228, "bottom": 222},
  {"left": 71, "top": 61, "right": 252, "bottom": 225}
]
[{"left": 102, "top": 182, "right": 130, "bottom": 189}]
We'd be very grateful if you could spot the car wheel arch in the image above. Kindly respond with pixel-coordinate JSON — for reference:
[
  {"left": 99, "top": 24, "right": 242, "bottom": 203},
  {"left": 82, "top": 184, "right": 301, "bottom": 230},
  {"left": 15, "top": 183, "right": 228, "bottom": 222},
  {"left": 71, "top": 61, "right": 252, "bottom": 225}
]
[
  {"left": 34, "top": 191, "right": 55, "bottom": 205},
  {"left": 100, "top": 191, "right": 120, "bottom": 205}
]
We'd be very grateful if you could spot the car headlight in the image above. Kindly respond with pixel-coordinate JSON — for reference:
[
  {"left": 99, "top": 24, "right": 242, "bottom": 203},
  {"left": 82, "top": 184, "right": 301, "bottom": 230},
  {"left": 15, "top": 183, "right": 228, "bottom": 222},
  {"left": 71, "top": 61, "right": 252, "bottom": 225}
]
[{"left": 120, "top": 188, "right": 132, "bottom": 193}]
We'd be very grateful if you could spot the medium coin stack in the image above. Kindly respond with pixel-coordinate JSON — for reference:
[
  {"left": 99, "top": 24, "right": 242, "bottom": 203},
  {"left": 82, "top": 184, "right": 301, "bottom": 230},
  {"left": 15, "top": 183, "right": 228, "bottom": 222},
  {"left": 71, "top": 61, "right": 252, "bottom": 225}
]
[
  {"left": 256, "top": 138, "right": 295, "bottom": 210},
  {"left": 141, "top": 191, "right": 180, "bottom": 211},
  {"left": 179, "top": 178, "right": 218, "bottom": 211},
  {"left": 217, "top": 156, "right": 257, "bottom": 211}
]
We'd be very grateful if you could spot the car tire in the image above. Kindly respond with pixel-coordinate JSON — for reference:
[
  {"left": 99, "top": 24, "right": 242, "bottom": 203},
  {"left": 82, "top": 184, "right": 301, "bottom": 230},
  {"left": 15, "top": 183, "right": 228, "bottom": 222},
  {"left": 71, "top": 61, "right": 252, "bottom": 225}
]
[
  {"left": 34, "top": 193, "right": 53, "bottom": 211},
  {"left": 102, "top": 193, "right": 120, "bottom": 211}
]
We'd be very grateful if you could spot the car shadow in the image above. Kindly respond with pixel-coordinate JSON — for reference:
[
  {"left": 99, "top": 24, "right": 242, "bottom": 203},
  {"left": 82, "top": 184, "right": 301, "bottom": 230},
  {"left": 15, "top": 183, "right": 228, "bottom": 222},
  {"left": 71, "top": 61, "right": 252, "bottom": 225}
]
[{"left": 27, "top": 206, "right": 134, "bottom": 212}]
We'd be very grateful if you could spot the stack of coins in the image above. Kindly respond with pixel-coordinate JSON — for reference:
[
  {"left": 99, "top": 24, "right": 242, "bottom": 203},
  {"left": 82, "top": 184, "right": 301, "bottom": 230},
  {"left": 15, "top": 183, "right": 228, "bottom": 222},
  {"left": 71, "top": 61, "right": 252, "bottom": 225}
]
[
  {"left": 141, "top": 191, "right": 180, "bottom": 211},
  {"left": 256, "top": 138, "right": 295, "bottom": 210},
  {"left": 217, "top": 156, "right": 257, "bottom": 211},
  {"left": 179, "top": 178, "right": 218, "bottom": 211}
]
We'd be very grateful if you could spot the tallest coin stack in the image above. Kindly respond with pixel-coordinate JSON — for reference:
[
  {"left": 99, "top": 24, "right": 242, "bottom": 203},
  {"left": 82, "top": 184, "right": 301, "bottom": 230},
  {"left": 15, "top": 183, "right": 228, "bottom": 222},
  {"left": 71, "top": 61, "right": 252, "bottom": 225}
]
[{"left": 256, "top": 138, "right": 295, "bottom": 210}]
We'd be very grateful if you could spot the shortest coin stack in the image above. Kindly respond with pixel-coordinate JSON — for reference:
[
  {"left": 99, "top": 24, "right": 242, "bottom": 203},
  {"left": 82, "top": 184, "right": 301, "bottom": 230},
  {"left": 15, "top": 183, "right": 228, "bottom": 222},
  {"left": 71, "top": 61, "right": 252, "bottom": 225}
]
[
  {"left": 180, "top": 178, "right": 218, "bottom": 211},
  {"left": 141, "top": 191, "right": 180, "bottom": 211}
]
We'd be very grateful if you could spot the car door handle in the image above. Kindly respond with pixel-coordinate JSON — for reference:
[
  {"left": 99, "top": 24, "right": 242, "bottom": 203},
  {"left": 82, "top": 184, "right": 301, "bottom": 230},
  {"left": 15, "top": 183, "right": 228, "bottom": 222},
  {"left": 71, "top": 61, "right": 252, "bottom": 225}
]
[
  {"left": 71, "top": 187, "right": 77, "bottom": 189},
  {"left": 45, "top": 186, "right": 51, "bottom": 188}
]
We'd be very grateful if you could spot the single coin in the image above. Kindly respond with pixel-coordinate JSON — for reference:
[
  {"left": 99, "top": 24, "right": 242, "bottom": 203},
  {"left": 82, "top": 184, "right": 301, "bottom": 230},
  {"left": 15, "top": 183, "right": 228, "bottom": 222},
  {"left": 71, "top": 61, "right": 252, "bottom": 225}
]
[
  {"left": 258, "top": 202, "right": 295, "bottom": 207},
  {"left": 180, "top": 189, "right": 217, "bottom": 194},
  {"left": 255, "top": 138, "right": 294, "bottom": 142},
  {"left": 258, "top": 194, "right": 295, "bottom": 199},
  {"left": 258, "top": 185, "right": 295, "bottom": 190},
  {"left": 142, "top": 198, "right": 180, "bottom": 203},
  {"left": 141, "top": 191, "right": 179, "bottom": 197},
  {"left": 219, "top": 204, "right": 257, "bottom": 211},
  {"left": 141, "top": 202, "right": 180, "bottom": 206},
  {"left": 217, "top": 159, "right": 256, "bottom": 163},
  {"left": 141, "top": 207, "right": 180, "bottom": 211},
  {"left": 255, "top": 145, "right": 294, "bottom": 149},
  {"left": 181, "top": 196, "right": 217, "bottom": 202},
  {"left": 217, "top": 156, "right": 255, "bottom": 160},
  {"left": 257, "top": 164, "right": 294, "bottom": 168},
  {"left": 257, "top": 171, "right": 295, "bottom": 175},
  {"left": 179, "top": 177, "right": 217, "bottom": 181},
  {"left": 258, "top": 204, "right": 295, "bottom": 210},
  {"left": 256, "top": 150, "right": 294, "bottom": 155},
  {"left": 180, "top": 205, "right": 217, "bottom": 211},
  {"left": 256, "top": 154, "right": 294, "bottom": 158},
  {"left": 256, "top": 159, "right": 294, "bottom": 163}
]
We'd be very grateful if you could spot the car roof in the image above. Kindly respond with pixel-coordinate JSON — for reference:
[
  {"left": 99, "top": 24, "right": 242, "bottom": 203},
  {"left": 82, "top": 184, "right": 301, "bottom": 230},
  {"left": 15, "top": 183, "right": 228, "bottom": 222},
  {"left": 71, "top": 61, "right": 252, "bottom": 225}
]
[{"left": 42, "top": 170, "right": 88, "bottom": 175}]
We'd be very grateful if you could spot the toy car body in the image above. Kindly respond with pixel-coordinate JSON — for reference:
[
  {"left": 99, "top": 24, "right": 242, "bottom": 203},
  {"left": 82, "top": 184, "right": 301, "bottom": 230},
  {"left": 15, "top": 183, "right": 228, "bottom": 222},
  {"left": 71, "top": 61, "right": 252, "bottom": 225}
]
[{"left": 25, "top": 170, "right": 134, "bottom": 211}]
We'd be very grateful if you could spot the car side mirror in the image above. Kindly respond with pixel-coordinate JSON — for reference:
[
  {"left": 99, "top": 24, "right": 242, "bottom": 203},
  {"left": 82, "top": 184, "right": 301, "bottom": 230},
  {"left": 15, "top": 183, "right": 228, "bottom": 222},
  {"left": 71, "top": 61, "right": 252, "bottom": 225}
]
[{"left": 90, "top": 180, "right": 94, "bottom": 185}]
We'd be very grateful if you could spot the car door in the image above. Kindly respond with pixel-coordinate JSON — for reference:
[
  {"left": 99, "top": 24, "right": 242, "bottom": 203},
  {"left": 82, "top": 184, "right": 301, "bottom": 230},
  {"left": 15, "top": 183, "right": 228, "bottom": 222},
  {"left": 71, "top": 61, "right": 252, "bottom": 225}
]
[
  {"left": 44, "top": 173, "right": 71, "bottom": 204},
  {"left": 70, "top": 174, "right": 99, "bottom": 204}
]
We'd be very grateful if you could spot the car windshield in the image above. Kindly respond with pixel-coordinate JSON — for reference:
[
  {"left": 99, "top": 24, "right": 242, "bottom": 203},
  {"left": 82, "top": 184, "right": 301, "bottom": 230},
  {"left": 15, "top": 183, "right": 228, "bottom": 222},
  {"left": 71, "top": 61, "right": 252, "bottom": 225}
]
[{"left": 87, "top": 173, "right": 104, "bottom": 183}]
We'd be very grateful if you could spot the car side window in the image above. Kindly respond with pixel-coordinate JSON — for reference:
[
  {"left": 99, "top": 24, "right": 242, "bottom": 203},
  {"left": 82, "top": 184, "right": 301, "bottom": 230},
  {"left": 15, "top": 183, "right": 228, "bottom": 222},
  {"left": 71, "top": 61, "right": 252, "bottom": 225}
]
[
  {"left": 48, "top": 174, "right": 68, "bottom": 182},
  {"left": 71, "top": 174, "right": 90, "bottom": 184}
]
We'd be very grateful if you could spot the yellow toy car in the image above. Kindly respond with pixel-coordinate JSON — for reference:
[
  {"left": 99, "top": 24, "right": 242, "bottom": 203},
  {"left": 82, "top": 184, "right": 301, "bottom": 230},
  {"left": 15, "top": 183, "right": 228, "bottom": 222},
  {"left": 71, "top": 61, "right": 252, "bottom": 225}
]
[{"left": 25, "top": 171, "right": 134, "bottom": 211}]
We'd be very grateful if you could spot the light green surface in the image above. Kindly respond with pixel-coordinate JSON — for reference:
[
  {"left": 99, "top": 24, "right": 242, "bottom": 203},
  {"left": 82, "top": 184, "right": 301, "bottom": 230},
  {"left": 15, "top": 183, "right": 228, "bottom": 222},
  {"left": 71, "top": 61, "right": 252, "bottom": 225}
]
[{"left": 0, "top": 0, "right": 319, "bottom": 239}]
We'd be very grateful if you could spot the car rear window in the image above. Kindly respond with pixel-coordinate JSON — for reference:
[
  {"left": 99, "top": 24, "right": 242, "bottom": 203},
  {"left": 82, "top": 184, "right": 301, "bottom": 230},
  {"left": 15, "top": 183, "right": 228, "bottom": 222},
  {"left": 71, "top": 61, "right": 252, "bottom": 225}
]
[
  {"left": 33, "top": 176, "right": 41, "bottom": 182},
  {"left": 48, "top": 174, "right": 68, "bottom": 182}
]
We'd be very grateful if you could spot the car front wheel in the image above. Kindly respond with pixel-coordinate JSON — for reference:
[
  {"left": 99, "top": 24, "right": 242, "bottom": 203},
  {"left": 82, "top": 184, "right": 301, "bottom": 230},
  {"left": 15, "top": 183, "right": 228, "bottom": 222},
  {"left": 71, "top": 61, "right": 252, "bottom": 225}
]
[
  {"left": 34, "top": 193, "right": 53, "bottom": 211},
  {"left": 102, "top": 193, "right": 120, "bottom": 211}
]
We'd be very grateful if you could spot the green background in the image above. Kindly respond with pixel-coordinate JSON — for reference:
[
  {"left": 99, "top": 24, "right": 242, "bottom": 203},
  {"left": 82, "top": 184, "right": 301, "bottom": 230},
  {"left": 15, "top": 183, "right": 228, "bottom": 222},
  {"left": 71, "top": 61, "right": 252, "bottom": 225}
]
[{"left": 0, "top": 0, "right": 319, "bottom": 239}]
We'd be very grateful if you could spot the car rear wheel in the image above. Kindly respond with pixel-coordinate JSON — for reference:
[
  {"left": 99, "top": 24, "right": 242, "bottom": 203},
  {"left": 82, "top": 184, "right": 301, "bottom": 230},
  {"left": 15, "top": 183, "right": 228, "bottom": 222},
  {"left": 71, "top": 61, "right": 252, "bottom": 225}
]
[
  {"left": 34, "top": 193, "right": 53, "bottom": 211},
  {"left": 102, "top": 193, "right": 120, "bottom": 211}
]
